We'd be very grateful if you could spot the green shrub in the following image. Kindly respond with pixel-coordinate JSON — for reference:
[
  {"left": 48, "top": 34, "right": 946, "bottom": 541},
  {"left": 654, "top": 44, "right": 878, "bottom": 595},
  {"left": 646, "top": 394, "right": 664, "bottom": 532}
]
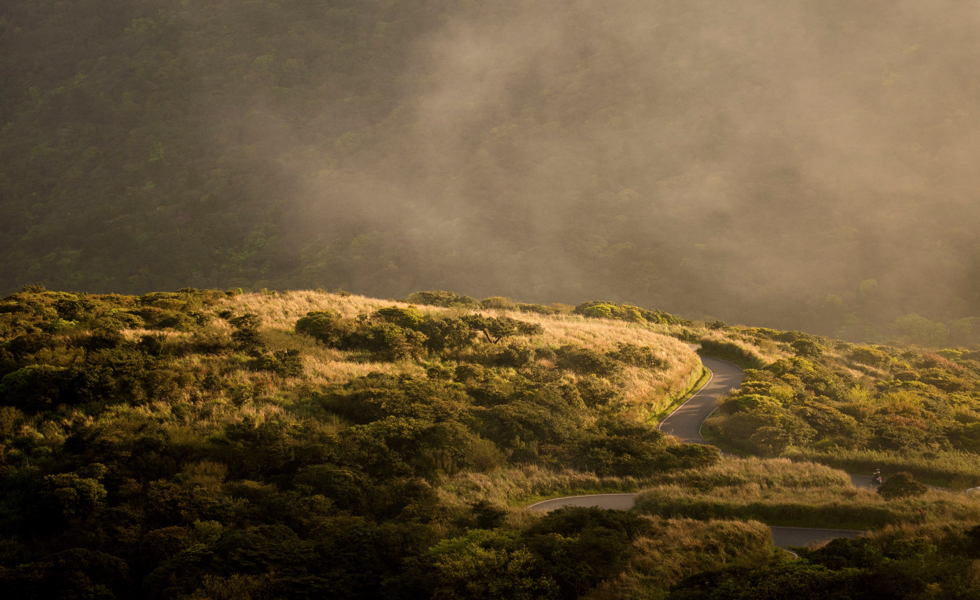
[
  {"left": 554, "top": 345, "right": 620, "bottom": 377},
  {"left": 849, "top": 345, "right": 891, "bottom": 368},
  {"left": 0, "top": 364, "right": 69, "bottom": 411},
  {"left": 877, "top": 472, "right": 928, "bottom": 500},
  {"left": 406, "top": 291, "right": 480, "bottom": 308},
  {"left": 573, "top": 301, "right": 686, "bottom": 325},
  {"left": 252, "top": 350, "right": 304, "bottom": 377},
  {"left": 374, "top": 306, "right": 427, "bottom": 329},
  {"left": 608, "top": 343, "right": 667, "bottom": 370},
  {"left": 697, "top": 339, "right": 766, "bottom": 369},
  {"left": 295, "top": 310, "right": 353, "bottom": 348}
]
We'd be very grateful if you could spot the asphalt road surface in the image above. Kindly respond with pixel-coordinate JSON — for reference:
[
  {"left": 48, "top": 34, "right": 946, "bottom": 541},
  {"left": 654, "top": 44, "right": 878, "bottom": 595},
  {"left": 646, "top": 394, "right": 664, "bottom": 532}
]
[
  {"left": 658, "top": 356, "right": 745, "bottom": 444},
  {"left": 526, "top": 355, "right": 870, "bottom": 550}
]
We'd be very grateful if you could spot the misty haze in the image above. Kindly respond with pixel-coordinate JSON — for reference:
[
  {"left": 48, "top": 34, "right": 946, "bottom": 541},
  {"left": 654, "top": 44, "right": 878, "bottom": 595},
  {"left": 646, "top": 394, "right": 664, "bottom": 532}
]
[
  {"left": 8, "top": 2, "right": 980, "bottom": 599},
  {"left": 2, "top": 0, "right": 979, "bottom": 340}
]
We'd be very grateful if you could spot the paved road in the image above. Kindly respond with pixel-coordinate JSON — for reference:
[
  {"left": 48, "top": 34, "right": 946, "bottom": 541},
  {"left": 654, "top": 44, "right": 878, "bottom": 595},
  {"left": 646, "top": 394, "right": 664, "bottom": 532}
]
[
  {"left": 770, "top": 526, "right": 864, "bottom": 548},
  {"left": 658, "top": 356, "right": 744, "bottom": 444},
  {"left": 527, "top": 493, "right": 637, "bottom": 512},
  {"left": 526, "top": 355, "right": 870, "bottom": 550},
  {"left": 850, "top": 474, "right": 876, "bottom": 489},
  {"left": 526, "top": 491, "right": 865, "bottom": 550}
]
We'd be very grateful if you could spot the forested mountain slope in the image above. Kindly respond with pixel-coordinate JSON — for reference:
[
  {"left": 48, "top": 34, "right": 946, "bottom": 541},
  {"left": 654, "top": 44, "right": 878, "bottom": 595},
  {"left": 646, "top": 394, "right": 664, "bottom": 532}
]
[{"left": 2, "top": 0, "right": 980, "bottom": 342}]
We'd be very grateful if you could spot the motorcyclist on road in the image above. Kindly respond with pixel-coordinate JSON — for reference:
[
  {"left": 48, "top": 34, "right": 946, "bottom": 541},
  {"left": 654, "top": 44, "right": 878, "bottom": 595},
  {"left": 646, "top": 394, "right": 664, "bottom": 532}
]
[{"left": 872, "top": 468, "right": 882, "bottom": 485}]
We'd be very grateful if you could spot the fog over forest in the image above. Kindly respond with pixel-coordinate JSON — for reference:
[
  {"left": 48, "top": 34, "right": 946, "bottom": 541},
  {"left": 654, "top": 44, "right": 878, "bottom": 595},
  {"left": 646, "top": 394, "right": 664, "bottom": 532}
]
[{"left": 2, "top": 0, "right": 979, "bottom": 344}]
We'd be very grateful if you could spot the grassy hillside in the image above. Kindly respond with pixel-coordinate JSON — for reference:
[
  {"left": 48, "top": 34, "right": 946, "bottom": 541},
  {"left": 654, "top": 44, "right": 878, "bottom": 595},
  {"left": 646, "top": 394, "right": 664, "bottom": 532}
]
[
  {"left": 2, "top": 287, "right": 980, "bottom": 598},
  {"left": 0, "top": 286, "right": 717, "bottom": 598},
  {"left": 2, "top": 0, "right": 980, "bottom": 341}
]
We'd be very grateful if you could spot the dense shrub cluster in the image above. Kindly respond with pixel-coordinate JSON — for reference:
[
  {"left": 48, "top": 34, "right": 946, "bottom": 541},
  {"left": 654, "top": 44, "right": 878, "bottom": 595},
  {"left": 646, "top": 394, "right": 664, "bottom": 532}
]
[
  {"left": 705, "top": 328, "right": 980, "bottom": 485},
  {"left": 671, "top": 525, "right": 980, "bottom": 600},
  {"left": 574, "top": 301, "right": 689, "bottom": 326},
  {"left": 0, "top": 288, "right": 710, "bottom": 599},
  {"left": 295, "top": 306, "right": 546, "bottom": 361}
]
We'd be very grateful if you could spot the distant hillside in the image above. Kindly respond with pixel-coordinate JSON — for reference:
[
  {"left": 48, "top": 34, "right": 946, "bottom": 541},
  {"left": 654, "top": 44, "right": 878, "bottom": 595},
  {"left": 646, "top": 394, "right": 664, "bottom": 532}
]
[{"left": 2, "top": 0, "right": 980, "bottom": 343}]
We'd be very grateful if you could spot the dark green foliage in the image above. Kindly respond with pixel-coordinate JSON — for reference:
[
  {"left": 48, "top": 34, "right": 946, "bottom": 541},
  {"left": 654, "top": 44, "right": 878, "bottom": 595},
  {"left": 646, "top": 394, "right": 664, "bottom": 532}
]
[
  {"left": 0, "top": 548, "right": 131, "bottom": 600},
  {"left": 574, "top": 302, "right": 687, "bottom": 325},
  {"left": 876, "top": 472, "right": 928, "bottom": 500},
  {"left": 0, "top": 364, "right": 69, "bottom": 411},
  {"left": 527, "top": 507, "right": 651, "bottom": 599},
  {"left": 294, "top": 465, "right": 370, "bottom": 512},
  {"left": 296, "top": 310, "right": 427, "bottom": 361},
  {"left": 296, "top": 309, "right": 542, "bottom": 361},
  {"left": 39, "top": 467, "right": 108, "bottom": 520},
  {"left": 671, "top": 530, "right": 980, "bottom": 600},
  {"left": 251, "top": 349, "right": 304, "bottom": 378},
  {"left": 418, "top": 317, "right": 477, "bottom": 354},
  {"left": 791, "top": 339, "right": 824, "bottom": 358},
  {"left": 406, "top": 291, "right": 480, "bottom": 308},
  {"left": 220, "top": 417, "right": 296, "bottom": 480},
  {"left": 608, "top": 343, "right": 667, "bottom": 370},
  {"left": 463, "top": 315, "right": 544, "bottom": 344},
  {"left": 349, "top": 322, "right": 428, "bottom": 362},
  {"left": 554, "top": 345, "right": 621, "bottom": 377},
  {"left": 697, "top": 339, "right": 766, "bottom": 369},
  {"left": 470, "top": 500, "right": 509, "bottom": 529},
  {"left": 375, "top": 306, "right": 427, "bottom": 329},
  {"left": 229, "top": 313, "right": 264, "bottom": 353},
  {"left": 0, "top": 288, "right": 709, "bottom": 599},
  {"left": 295, "top": 310, "right": 353, "bottom": 348}
]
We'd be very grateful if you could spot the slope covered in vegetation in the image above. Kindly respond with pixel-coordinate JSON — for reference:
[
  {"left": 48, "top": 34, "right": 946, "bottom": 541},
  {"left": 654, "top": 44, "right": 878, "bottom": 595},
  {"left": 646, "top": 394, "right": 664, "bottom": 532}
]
[
  {"left": 0, "top": 286, "right": 717, "bottom": 598},
  {"left": 693, "top": 323, "right": 980, "bottom": 488},
  {"left": 2, "top": 0, "right": 980, "bottom": 342},
  {"left": 3, "top": 287, "right": 980, "bottom": 598}
]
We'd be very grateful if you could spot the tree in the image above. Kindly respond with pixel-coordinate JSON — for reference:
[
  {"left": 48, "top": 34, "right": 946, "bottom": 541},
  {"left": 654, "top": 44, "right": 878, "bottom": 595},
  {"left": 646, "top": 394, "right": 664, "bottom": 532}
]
[{"left": 462, "top": 316, "right": 544, "bottom": 345}]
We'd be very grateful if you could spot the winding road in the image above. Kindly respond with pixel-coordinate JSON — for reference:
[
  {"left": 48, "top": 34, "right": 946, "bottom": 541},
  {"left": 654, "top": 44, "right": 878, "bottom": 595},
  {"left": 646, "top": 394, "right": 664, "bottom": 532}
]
[
  {"left": 658, "top": 356, "right": 744, "bottom": 444},
  {"left": 528, "top": 355, "right": 866, "bottom": 550}
]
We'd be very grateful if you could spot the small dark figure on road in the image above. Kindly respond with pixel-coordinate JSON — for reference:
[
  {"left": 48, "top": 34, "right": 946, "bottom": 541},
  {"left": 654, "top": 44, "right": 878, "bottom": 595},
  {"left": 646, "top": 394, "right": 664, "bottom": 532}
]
[{"left": 872, "top": 468, "right": 882, "bottom": 485}]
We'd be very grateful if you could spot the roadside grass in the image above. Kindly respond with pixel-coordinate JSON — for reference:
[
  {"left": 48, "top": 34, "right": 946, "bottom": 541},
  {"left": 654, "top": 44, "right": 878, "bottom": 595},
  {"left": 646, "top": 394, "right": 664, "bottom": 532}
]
[
  {"left": 436, "top": 458, "right": 853, "bottom": 510},
  {"left": 690, "top": 330, "right": 785, "bottom": 368},
  {"left": 641, "top": 457, "right": 853, "bottom": 489},
  {"left": 436, "top": 465, "right": 654, "bottom": 510},
  {"left": 648, "top": 365, "right": 711, "bottom": 425},
  {"left": 592, "top": 517, "right": 776, "bottom": 600},
  {"left": 632, "top": 476, "right": 980, "bottom": 530},
  {"left": 784, "top": 448, "right": 980, "bottom": 490}
]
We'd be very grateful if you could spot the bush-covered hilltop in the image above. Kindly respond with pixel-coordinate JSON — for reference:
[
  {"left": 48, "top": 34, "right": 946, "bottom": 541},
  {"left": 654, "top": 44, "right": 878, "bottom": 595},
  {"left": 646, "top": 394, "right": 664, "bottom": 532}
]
[{"left": 0, "top": 287, "right": 719, "bottom": 598}]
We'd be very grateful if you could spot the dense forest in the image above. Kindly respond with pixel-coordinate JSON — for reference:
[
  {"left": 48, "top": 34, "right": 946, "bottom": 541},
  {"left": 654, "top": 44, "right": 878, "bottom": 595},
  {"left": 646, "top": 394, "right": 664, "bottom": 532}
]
[
  {"left": 2, "top": 287, "right": 980, "bottom": 598},
  {"left": 3, "top": 0, "right": 980, "bottom": 342}
]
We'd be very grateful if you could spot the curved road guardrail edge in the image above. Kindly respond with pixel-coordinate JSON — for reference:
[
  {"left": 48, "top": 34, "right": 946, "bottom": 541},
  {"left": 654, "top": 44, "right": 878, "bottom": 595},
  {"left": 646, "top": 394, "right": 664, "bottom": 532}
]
[{"left": 526, "top": 354, "right": 872, "bottom": 551}]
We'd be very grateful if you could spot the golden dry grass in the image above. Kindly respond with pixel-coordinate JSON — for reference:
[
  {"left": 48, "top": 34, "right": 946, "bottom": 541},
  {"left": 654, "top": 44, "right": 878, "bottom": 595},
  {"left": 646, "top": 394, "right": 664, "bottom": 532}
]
[
  {"left": 596, "top": 517, "right": 774, "bottom": 598},
  {"left": 211, "top": 290, "right": 701, "bottom": 408},
  {"left": 633, "top": 467, "right": 980, "bottom": 530}
]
